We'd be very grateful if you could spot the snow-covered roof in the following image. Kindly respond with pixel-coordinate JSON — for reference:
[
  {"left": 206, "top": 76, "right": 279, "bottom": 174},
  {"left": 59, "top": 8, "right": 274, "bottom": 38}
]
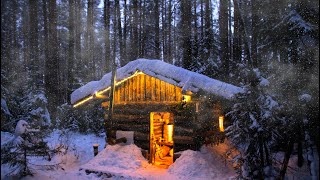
[{"left": 71, "top": 59, "right": 243, "bottom": 105}]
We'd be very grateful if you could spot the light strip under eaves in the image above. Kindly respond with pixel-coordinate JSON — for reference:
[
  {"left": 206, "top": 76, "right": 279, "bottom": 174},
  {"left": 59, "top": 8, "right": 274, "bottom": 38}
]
[{"left": 73, "top": 71, "right": 144, "bottom": 108}]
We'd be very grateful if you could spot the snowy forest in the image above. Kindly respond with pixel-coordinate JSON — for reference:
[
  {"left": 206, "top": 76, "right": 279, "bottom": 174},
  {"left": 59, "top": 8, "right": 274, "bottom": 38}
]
[{"left": 1, "top": 0, "right": 319, "bottom": 179}]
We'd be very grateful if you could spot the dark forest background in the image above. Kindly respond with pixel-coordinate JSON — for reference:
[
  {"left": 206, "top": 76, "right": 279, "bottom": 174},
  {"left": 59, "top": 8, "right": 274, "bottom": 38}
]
[
  {"left": 1, "top": 0, "right": 319, "bottom": 131},
  {"left": 1, "top": 0, "right": 319, "bottom": 178}
]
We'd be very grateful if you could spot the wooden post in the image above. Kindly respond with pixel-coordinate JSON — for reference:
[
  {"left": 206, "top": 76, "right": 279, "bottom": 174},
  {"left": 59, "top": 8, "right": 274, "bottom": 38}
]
[
  {"left": 93, "top": 144, "right": 99, "bottom": 156},
  {"left": 106, "top": 63, "right": 117, "bottom": 143}
]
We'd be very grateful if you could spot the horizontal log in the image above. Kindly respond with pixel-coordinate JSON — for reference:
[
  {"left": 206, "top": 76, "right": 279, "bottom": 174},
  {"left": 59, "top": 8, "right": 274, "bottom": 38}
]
[
  {"left": 134, "top": 132, "right": 149, "bottom": 141},
  {"left": 175, "top": 144, "right": 196, "bottom": 152},
  {"left": 112, "top": 103, "right": 181, "bottom": 115},
  {"left": 174, "top": 127, "right": 193, "bottom": 136},
  {"left": 115, "top": 124, "right": 148, "bottom": 132},
  {"left": 173, "top": 136, "right": 194, "bottom": 145},
  {"left": 114, "top": 120, "right": 149, "bottom": 126},
  {"left": 113, "top": 114, "right": 149, "bottom": 120}
]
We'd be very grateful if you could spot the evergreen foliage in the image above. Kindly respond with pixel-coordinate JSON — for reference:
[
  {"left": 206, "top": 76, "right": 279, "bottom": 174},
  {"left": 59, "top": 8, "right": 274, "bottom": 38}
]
[
  {"left": 226, "top": 68, "right": 281, "bottom": 179},
  {"left": 55, "top": 103, "right": 105, "bottom": 135},
  {"left": 1, "top": 121, "right": 53, "bottom": 178}
]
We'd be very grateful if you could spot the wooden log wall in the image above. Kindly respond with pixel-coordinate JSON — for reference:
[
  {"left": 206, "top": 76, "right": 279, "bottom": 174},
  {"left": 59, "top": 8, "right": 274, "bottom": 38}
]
[
  {"left": 100, "top": 74, "right": 230, "bottom": 152},
  {"left": 109, "top": 103, "right": 197, "bottom": 152},
  {"left": 113, "top": 74, "right": 182, "bottom": 104}
]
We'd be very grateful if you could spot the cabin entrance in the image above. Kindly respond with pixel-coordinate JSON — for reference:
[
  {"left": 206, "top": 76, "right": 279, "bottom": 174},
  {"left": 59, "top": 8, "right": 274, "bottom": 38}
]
[{"left": 149, "top": 112, "right": 174, "bottom": 168}]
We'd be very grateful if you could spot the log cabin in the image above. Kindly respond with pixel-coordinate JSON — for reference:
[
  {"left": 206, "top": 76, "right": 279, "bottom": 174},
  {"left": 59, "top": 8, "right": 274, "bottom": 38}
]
[{"left": 71, "top": 59, "right": 242, "bottom": 168}]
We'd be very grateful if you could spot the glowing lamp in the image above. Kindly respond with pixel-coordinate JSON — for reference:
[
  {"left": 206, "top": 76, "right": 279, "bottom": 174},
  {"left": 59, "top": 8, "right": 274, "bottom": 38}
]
[
  {"left": 166, "top": 123, "right": 174, "bottom": 143},
  {"left": 182, "top": 95, "right": 191, "bottom": 103},
  {"left": 219, "top": 116, "right": 224, "bottom": 132}
]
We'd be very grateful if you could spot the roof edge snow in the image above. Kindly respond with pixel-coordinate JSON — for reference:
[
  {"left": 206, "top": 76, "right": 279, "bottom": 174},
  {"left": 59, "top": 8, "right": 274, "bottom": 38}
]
[{"left": 71, "top": 59, "right": 243, "bottom": 107}]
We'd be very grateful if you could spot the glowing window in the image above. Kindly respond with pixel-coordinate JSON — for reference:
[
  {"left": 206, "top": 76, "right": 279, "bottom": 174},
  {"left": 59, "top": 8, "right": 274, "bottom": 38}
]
[
  {"left": 219, "top": 116, "right": 224, "bottom": 132},
  {"left": 182, "top": 95, "right": 191, "bottom": 103}
]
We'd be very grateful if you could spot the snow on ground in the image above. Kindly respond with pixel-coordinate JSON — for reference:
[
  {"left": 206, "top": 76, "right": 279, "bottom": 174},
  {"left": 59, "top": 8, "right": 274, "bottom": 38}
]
[
  {"left": 1, "top": 130, "right": 236, "bottom": 180},
  {"left": 168, "top": 147, "right": 235, "bottom": 180},
  {"left": 1, "top": 130, "right": 106, "bottom": 180},
  {"left": 2, "top": 130, "right": 317, "bottom": 179},
  {"left": 81, "top": 143, "right": 236, "bottom": 180}
]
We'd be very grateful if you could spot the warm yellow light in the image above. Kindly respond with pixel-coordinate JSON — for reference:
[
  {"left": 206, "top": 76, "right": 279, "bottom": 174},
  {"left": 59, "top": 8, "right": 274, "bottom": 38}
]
[
  {"left": 182, "top": 95, "right": 191, "bottom": 103},
  {"left": 219, "top": 116, "right": 224, "bottom": 132},
  {"left": 166, "top": 124, "right": 173, "bottom": 143},
  {"left": 94, "top": 91, "right": 109, "bottom": 99},
  {"left": 73, "top": 71, "right": 144, "bottom": 108},
  {"left": 73, "top": 96, "right": 94, "bottom": 108}
]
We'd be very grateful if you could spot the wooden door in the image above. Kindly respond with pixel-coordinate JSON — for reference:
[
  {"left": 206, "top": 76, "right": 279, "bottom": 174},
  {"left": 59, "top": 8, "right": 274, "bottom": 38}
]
[{"left": 149, "top": 112, "right": 174, "bottom": 168}]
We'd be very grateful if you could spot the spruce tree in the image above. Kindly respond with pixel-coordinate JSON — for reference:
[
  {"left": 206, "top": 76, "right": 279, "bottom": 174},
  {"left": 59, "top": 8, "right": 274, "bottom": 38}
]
[
  {"left": 1, "top": 120, "right": 53, "bottom": 178},
  {"left": 226, "top": 67, "right": 281, "bottom": 179}
]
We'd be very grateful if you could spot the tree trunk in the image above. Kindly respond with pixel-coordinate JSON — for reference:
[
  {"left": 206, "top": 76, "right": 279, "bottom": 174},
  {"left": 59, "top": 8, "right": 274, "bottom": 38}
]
[
  {"left": 29, "top": 0, "right": 40, "bottom": 89},
  {"left": 154, "top": 0, "right": 160, "bottom": 59},
  {"left": 204, "top": 0, "right": 212, "bottom": 60},
  {"left": 258, "top": 134, "right": 265, "bottom": 179},
  {"left": 42, "top": 0, "right": 49, "bottom": 76},
  {"left": 132, "top": 0, "right": 139, "bottom": 60},
  {"left": 75, "top": 0, "right": 81, "bottom": 74},
  {"left": 104, "top": 0, "right": 111, "bottom": 72},
  {"left": 12, "top": 0, "right": 18, "bottom": 64},
  {"left": 167, "top": 0, "right": 172, "bottom": 63},
  {"left": 193, "top": 0, "right": 198, "bottom": 61},
  {"left": 123, "top": 0, "right": 127, "bottom": 64},
  {"left": 46, "top": 0, "right": 60, "bottom": 118},
  {"left": 228, "top": 0, "right": 232, "bottom": 66},
  {"left": 22, "top": 3, "right": 30, "bottom": 72},
  {"left": 138, "top": 0, "right": 143, "bottom": 57},
  {"left": 113, "top": 0, "right": 117, "bottom": 61},
  {"left": 234, "top": 0, "right": 251, "bottom": 66},
  {"left": 251, "top": 0, "right": 259, "bottom": 68},
  {"left": 67, "top": 0, "right": 75, "bottom": 103},
  {"left": 141, "top": 0, "right": 146, "bottom": 57},
  {"left": 200, "top": 0, "right": 204, "bottom": 38},
  {"left": 87, "top": 0, "right": 95, "bottom": 79},
  {"left": 161, "top": 0, "right": 166, "bottom": 61},
  {"left": 115, "top": 0, "right": 123, "bottom": 66},
  {"left": 264, "top": 141, "right": 270, "bottom": 166},
  {"left": 297, "top": 127, "right": 304, "bottom": 167},
  {"left": 279, "top": 141, "right": 293, "bottom": 180},
  {"left": 180, "top": 0, "right": 192, "bottom": 70},
  {"left": 233, "top": 0, "right": 242, "bottom": 65},
  {"left": 219, "top": 0, "right": 229, "bottom": 76}
]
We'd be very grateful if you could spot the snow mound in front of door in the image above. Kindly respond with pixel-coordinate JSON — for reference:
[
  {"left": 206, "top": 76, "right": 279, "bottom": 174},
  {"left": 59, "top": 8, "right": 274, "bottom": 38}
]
[
  {"left": 81, "top": 143, "right": 148, "bottom": 171},
  {"left": 168, "top": 146, "right": 236, "bottom": 180}
]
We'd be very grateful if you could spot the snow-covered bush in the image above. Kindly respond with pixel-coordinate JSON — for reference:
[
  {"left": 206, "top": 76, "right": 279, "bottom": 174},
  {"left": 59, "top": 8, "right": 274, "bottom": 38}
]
[
  {"left": 1, "top": 120, "right": 53, "bottom": 178},
  {"left": 1, "top": 88, "right": 51, "bottom": 134}
]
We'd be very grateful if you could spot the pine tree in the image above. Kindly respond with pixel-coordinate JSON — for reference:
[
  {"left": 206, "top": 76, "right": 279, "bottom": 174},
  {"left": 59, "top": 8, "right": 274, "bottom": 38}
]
[
  {"left": 1, "top": 120, "right": 53, "bottom": 178},
  {"left": 226, "top": 67, "right": 281, "bottom": 179}
]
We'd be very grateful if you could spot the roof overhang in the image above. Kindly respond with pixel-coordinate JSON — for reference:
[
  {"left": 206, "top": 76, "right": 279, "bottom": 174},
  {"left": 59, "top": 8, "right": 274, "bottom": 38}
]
[{"left": 73, "top": 70, "right": 144, "bottom": 108}]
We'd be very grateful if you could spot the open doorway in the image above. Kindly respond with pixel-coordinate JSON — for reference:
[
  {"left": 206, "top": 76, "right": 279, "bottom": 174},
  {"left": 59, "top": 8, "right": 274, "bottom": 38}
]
[{"left": 149, "top": 112, "right": 174, "bottom": 168}]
